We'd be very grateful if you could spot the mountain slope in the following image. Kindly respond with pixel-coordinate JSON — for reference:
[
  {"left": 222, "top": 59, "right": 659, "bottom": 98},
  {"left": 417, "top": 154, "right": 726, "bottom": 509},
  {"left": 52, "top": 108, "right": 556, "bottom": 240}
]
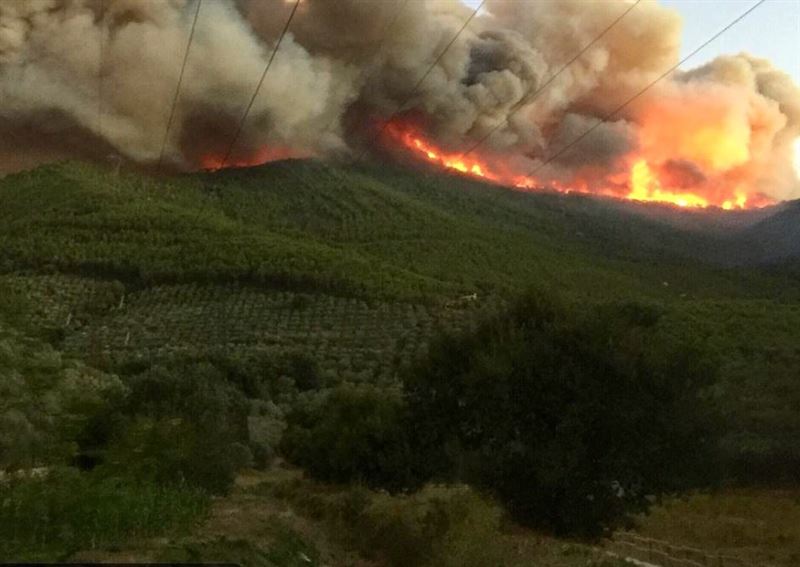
[
  {"left": 2, "top": 159, "right": 794, "bottom": 304},
  {"left": 733, "top": 200, "right": 800, "bottom": 265}
]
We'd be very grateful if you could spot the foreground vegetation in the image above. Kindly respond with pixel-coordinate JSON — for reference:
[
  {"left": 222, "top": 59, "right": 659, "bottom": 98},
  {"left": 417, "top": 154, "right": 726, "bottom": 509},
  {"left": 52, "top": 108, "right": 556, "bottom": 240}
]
[
  {"left": 283, "top": 294, "right": 719, "bottom": 535},
  {"left": 0, "top": 470, "right": 207, "bottom": 561}
]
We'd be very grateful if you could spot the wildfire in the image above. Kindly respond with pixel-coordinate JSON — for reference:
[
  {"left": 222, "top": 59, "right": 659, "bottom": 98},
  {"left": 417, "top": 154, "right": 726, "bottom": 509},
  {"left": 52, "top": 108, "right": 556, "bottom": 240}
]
[
  {"left": 384, "top": 120, "right": 770, "bottom": 211},
  {"left": 201, "top": 146, "right": 310, "bottom": 171},
  {"left": 384, "top": 122, "right": 506, "bottom": 184},
  {"left": 627, "top": 160, "right": 711, "bottom": 209}
]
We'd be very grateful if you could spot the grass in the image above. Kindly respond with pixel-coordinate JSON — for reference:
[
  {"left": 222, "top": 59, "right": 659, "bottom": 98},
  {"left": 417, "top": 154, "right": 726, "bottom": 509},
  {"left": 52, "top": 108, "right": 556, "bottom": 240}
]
[
  {"left": 0, "top": 468, "right": 209, "bottom": 561},
  {"left": 154, "top": 528, "right": 322, "bottom": 567},
  {"left": 36, "top": 466, "right": 798, "bottom": 567},
  {"left": 631, "top": 488, "right": 800, "bottom": 567}
]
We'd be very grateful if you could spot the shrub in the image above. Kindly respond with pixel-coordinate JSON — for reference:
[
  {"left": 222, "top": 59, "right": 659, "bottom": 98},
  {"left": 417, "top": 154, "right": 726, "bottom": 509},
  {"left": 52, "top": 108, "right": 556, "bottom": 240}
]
[
  {"left": 406, "top": 291, "right": 719, "bottom": 536},
  {"left": 249, "top": 440, "right": 276, "bottom": 470},
  {"left": 85, "top": 361, "right": 252, "bottom": 494},
  {"left": 267, "top": 478, "right": 509, "bottom": 567},
  {"left": 100, "top": 416, "right": 242, "bottom": 496},
  {"left": 351, "top": 485, "right": 502, "bottom": 567},
  {"left": 0, "top": 333, "right": 125, "bottom": 470},
  {"left": 0, "top": 282, "right": 31, "bottom": 329},
  {"left": 123, "top": 362, "right": 249, "bottom": 440},
  {"left": 286, "top": 352, "right": 323, "bottom": 391},
  {"left": 281, "top": 384, "right": 415, "bottom": 491}
]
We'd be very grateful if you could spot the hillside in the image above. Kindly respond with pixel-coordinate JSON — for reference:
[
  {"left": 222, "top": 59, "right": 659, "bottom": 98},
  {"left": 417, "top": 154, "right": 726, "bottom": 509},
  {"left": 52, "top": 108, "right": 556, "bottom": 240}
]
[
  {"left": 1, "top": 160, "right": 797, "bottom": 301},
  {"left": 733, "top": 200, "right": 800, "bottom": 265},
  {"left": 1, "top": 159, "right": 800, "bottom": 563}
]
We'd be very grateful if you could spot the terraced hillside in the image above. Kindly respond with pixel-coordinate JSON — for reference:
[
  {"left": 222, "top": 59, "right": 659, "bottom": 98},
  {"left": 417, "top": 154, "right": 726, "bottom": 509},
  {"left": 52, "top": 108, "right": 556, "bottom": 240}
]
[{"left": 2, "top": 274, "right": 499, "bottom": 384}]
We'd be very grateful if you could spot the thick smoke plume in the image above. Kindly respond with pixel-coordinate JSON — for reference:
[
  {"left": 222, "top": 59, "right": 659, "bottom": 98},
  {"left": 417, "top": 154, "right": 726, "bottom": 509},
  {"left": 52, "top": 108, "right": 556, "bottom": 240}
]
[{"left": 1, "top": 0, "right": 799, "bottom": 206}]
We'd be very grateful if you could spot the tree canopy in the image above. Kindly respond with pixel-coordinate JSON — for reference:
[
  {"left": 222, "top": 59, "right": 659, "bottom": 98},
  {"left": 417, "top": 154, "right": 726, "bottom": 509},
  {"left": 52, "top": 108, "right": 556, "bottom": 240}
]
[{"left": 405, "top": 292, "right": 720, "bottom": 535}]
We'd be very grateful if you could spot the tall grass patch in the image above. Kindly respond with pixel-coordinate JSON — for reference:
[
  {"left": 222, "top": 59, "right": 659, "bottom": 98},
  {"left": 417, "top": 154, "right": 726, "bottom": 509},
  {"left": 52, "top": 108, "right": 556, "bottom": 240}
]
[
  {"left": 262, "top": 476, "right": 513, "bottom": 567},
  {"left": 0, "top": 468, "right": 209, "bottom": 560}
]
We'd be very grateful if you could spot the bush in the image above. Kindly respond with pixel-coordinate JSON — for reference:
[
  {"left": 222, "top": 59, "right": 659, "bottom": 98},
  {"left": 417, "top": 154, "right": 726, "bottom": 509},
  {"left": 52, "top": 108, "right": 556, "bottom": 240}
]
[
  {"left": 123, "top": 362, "right": 249, "bottom": 440},
  {"left": 350, "top": 485, "right": 503, "bottom": 567},
  {"left": 83, "top": 361, "right": 252, "bottom": 494},
  {"left": 286, "top": 352, "right": 323, "bottom": 392},
  {"left": 406, "top": 291, "right": 719, "bottom": 536},
  {"left": 249, "top": 440, "right": 276, "bottom": 470},
  {"left": 100, "top": 416, "right": 243, "bottom": 495},
  {"left": 281, "top": 384, "right": 415, "bottom": 491},
  {"left": 0, "top": 283, "right": 31, "bottom": 330},
  {"left": 266, "top": 477, "right": 506, "bottom": 567},
  {"left": 0, "top": 332, "right": 125, "bottom": 470}
]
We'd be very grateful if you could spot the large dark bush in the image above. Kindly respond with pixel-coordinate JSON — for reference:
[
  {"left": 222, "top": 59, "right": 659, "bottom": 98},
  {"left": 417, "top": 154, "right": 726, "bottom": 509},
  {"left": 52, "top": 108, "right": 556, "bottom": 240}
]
[
  {"left": 405, "top": 292, "right": 719, "bottom": 536},
  {"left": 100, "top": 416, "right": 248, "bottom": 495},
  {"left": 281, "top": 384, "right": 416, "bottom": 491},
  {"left": 123, "top": 361, "right": 250, "bottom": 441},
  {"left": 84, "top": 361, "right": 251, "bottom": 494}
]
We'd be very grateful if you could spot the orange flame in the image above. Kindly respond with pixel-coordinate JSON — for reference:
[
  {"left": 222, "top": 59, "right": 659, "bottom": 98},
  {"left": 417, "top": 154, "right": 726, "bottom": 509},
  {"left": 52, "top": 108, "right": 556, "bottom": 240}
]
[
  {"left": 628, "top": 160, "right": 710, "bottom": 208},
  {"left": 201, "top": 145, "right": 310, "bottom": 171},
  {"left": 385, "top": 122, "right": 503, "bottom": 183},
  {"left": 384, "top": 120, "right": 771, "bottom": 211}
]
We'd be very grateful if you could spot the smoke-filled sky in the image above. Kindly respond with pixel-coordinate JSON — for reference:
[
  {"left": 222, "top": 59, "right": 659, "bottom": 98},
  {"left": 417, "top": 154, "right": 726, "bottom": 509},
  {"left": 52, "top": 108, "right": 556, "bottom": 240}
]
[
  {"left": 1, "top": 0, "right": 799, "bottom": 208},
  {"left": 470, "top": 0, "right": 800, "bottom": 174},
  {"left": 662, "top": 0, "right": 800, "bottom": 176}
]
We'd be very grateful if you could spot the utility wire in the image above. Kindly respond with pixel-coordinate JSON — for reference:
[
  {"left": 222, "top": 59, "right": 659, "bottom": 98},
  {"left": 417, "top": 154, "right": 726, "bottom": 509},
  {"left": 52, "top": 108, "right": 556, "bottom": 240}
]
[
  {"left": 526, "top": 0, "right": 767, "bottom": 180},
  {"left": 356, "top": 0, "right": 486, "bottom": 161},
  {"left": 220, "top": 0, "right": 301, "bottom": 169},
  {"left": 459, "top": 0, "right": 642, "bottom": 160},
  {"left": 157, "top": 0, "right": 203, "bottom": 172}
]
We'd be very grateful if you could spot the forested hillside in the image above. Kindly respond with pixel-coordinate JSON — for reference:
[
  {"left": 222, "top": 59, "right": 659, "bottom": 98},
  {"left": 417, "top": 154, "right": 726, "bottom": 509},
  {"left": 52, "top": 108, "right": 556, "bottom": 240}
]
[{"left": 2, "top": 160, "right": 797, "bottom": 301}]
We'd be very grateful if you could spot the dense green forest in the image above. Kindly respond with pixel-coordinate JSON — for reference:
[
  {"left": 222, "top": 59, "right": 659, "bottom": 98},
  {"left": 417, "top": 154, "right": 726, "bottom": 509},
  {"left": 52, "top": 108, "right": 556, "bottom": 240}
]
[{"left": 1, "top": 159, "right": 799, "bottom": 563}]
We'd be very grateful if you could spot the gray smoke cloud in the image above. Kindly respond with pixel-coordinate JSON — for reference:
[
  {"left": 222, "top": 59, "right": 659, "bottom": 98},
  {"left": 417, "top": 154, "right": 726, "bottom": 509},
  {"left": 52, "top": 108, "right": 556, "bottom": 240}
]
[{"left": 1, "top": 0, "right": 798, "bottom": 204}]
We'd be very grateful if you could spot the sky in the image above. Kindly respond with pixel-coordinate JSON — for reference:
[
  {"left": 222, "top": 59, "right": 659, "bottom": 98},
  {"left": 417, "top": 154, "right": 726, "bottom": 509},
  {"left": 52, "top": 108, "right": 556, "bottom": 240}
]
[
  {"left": 659, "top": 0, "right": 800, "bottom": 172},
  {"left": 462, "top": 0, "right": 800, "bottom": 171}
]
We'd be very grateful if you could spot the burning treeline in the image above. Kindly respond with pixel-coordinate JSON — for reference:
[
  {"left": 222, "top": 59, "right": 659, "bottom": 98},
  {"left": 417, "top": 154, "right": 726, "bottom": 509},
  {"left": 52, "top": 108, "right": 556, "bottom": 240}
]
[{"left": 1, "top": 0, "right": 799, "bottom": 209}]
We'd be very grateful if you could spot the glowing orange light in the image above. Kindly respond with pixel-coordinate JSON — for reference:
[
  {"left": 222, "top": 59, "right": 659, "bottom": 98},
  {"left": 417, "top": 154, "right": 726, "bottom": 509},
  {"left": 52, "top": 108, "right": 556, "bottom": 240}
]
[
  {"left": 628, "top": 160, "right": 709, "bottom": 208},
  {"left": 384, "top": 122, "right": 499, "bottom": 183},
  {"left": 201, "top": 145, "right": 309, "bottom": 171},
  {"left": 382, "top": 121, "right": 772, "bottom": 211}
]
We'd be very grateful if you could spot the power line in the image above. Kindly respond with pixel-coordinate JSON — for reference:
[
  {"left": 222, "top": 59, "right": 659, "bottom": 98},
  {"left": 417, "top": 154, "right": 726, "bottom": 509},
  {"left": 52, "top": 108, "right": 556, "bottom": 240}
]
[
  {"left": 459, "top": 0, "right": 642, "bottom": 160},
  {"left": 356, "top": 0, "right": 486, "bottom": 161},
  {"left": 157, "top": 0, "right": 203, "bottom": 172},
  {"left": 525, "top": 0, "right": 767, "bottom": 180},
  {"left": 219, "top": 0, "right": 301, "bottom": 169}
]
